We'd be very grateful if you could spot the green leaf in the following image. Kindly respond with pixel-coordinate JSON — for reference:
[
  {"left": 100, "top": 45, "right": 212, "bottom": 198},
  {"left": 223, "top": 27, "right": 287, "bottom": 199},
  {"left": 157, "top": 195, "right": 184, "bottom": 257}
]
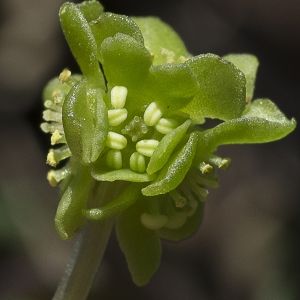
[
  {"left": 92, "top": 168, "right": 156, "bottom": 182},
  {"left": 63, "top": 78, "right": 108, "bottom": 164},
  {"left": 132, "top": 17, "right": 189, "bottom": 65},
  {"left": 91, "top": 12, "right": 144, "bottom": 60},
  {"left": 55, "top": 165, "right": 92, "bottom": 240},
  {"left": 158, "top": 201, "right": 204, "bottom": 242},
  {"left": 100, "top": 33, "right": 152, "bottom": 88},
  {"left": 182, "top": 53, "right": 246, "bottom": 122},
  {"left": 59, "top": 2, "right": 104, "bottom": 88},
  {"left": 197, "top": 99, "right": 296, "bottom": 155},
  {"left": 147, "top": 119, "right": 192, "bottom": 174},
  {"left": 223, "top": 54, "right": 259, "bottom": 101},
  {"left": 116, "top": 198, "right": 162, "bottom": 286},
  {"left": 77, "top": 0, "right": 104, "bottom": 22},
  {"left": 142, "top": 132, "right": 198, "bottom": 196},
  {"left": 83, "top": 183, "right": 141, "bottom": 221}
]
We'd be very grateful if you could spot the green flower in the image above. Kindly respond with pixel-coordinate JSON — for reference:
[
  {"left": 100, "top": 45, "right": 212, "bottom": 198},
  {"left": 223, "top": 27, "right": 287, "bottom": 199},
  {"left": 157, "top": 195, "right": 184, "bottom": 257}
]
[{"left": 41, "top": 1, "right": 296, "bottom": 286}]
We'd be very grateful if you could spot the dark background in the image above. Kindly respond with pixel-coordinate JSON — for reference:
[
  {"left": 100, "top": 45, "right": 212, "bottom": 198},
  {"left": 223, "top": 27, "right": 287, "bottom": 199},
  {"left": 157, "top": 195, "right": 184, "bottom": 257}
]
[{"left": 0, "top": 0, "right": 299, "bottom": 299}]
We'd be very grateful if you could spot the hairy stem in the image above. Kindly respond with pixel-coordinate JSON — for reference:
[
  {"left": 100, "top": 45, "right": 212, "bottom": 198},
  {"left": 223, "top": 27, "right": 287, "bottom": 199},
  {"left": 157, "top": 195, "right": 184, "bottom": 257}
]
[{"left": 53, "top": 181, "right": 125, "bottom": 300}]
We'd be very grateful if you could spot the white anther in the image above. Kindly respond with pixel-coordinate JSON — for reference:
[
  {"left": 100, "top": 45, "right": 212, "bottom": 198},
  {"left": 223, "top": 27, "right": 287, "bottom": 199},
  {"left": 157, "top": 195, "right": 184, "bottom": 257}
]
[
  {"left": 106, "top": 150, "right": 122, "bottom": 169},
  {"left": 106, "top": 132, "right": 127, "bottom": 150},
  {"left": 136, "top": 139, "right": 159, "bottom": 157},
  {"left": 143, "top": 101, "right": 163, "bottom": 126},
  {"left": 129, "top": 152, "right": 146, "bottom": 173},
  {"left": 108, "top": 108, "right": 128, "bottom": 127},
  {"left": 44, "top": 100, "right": 62, "bottom": 113},
  {"left": 43, "top": 109, "right": 62, "bottom": 123},
  {"left": 111, "top": 86, "right": 128, "bottom": 109},
  {"left": 40, "top": 122, "right": 64, "bottom": 134},
  {"left": 155, "top": 118, "right": 179, "bottom": 134},
  {"left": 140, "top": 213, "right": 168, "bottom": 230}
]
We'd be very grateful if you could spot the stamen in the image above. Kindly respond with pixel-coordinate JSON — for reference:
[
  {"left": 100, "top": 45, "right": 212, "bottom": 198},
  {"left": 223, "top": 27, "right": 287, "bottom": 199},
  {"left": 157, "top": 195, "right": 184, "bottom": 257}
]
[
  {"left": 155, "top": 118, "right": 179, "bottom": 134},
  {"left": 59, "top": 69, "right": 78, "bottom": 86},
  {"left": 143, "top": 101, "right": 163, "bottom": 126},
  {"left": 204, "top": 154, "right": 231, "bottom": 170},
  {"left": 110, "top": 86, "right": 128, "bottom": 109},
  {"left": 169, "top": 189, "right": 187, "bottom": 208},
  {"left": 198, "top": 162, "right": 213, "bottom": 174},
  {"left": 41, "top": 122, "right": 64, "bottom": 134},
  {"left": 44, "top": 100, "right": 62, "bottom": 113},
  {"left": 46, "top": 145, "right": 72, "bottom": 167},
  {"left": 51, "top": 130, "right": 66, "bottom": 145},
  {"left": 43, "top": 109, "right": 62, "bottom": 123},
  {"left": 106, "top": 150, "right": 122, "bottom": 169},
  {"left": 140, "top": 213, "right": 168, "bottom": 230},
  {"left": 106, "top": 132, "right": 127, "bottom": 150},
  {"left": 52, "top": 90, "right": 65, "bottom": 105},
  {"left": 136, "top": 139, "right": 159, "bottom": 157},
  {"left": 129, "top": 152, "right": 146, "bottom": 173},
  {"left": 108, "top": 108, "right": 128, "bottom": 127},
  {"left": 194, "top": 172, "right": 218, "bottom": 188},
  {"left": 190, "top": 181, "right": 209, "bottom": 199},
  {"left": 47, "top": 166, "right": 72, "bottom": 186}
]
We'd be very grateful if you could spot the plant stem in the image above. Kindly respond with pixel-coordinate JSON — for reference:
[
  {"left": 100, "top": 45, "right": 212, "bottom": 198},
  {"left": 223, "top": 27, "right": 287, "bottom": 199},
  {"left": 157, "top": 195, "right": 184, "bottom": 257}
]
[{"left": 53, "top": 182, "right": 124, "bottom": 300}]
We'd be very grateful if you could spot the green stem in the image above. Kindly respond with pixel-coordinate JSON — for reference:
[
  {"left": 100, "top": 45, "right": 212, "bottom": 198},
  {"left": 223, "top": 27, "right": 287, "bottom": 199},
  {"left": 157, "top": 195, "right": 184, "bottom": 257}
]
[{"left": 53, "top": 181, "right": 125, "bottom": 300}]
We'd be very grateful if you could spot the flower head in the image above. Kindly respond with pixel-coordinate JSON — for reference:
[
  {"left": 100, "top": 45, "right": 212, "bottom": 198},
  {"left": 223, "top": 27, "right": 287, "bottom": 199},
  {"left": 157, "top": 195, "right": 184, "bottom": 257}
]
[{"left": 41, "top": 1, "right": 296, "bottom": 286}]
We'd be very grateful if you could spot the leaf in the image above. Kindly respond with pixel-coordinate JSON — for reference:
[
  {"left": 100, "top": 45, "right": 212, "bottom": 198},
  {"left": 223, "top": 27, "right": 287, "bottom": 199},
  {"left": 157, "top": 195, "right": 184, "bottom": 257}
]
[
  {"left": 223, "top": 54, "right": 259, "bottom": 101},
  {"left": 197, "top": 99, "right": 296, "bottom": 155},
  {"left": 182, "top": 53, "right": 246, "bottom": 122},
  {"left": 142, "top": 132, "right": 198, "bottom": 196},
  {"left": 132, "top": 17, "right": 189, "bottom": 65},
  {"left": 116, "top": 197, "right": 162, "bottom": 286},
  {"left": 63, "top": 78, "right": 108, "bottom": 164},
  {"left": 55, "top": 165, "right": 92, "bottom": 240},
  {"left": 147, "top": 119, "right": 192, "bottom": 174},
  {"left": 91, "top": 12, "right": 144, "bottom": 60},
  {"left": 59, "top": 2, "right": 104, "bottom": 88}
]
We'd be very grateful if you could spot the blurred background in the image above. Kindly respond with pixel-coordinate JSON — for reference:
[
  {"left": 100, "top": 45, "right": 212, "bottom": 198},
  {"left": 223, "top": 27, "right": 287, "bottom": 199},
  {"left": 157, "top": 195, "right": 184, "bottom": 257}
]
[{"left": 0, "top": 0, "right": 299, "bottom": 299}]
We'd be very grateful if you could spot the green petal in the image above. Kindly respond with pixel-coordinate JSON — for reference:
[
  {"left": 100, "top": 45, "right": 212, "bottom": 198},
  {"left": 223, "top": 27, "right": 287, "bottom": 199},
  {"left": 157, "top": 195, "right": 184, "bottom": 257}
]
[
  {"left": 142, "top": 132, "right": 198, "bottom": 196},
  {"left": 183, "top": 53, "right": 246, "bottom": 122},
  {"left": 55, "top": 165, "right": 93, "bottom": 240},
  {"left": 197, "top": 99, "right": 296, "bottom": 155},
  {"left": 132, "top": 17, "right": 189, "bottom": 65},
  {"left": 100, "top": 33, "right": 152, "bottom": 88},
  {"left": 223, "top": 54, "right": 259, "bottom": 102},
  {"left": 92, "top": 168, "right": 156, "bottom": 182},
  {"left": 148, "top": 63, "right": 199, "bottom": 112},
  {"left": 59, "top": 2, "right": 104, "bottom": 88},
  {"left": 91, "top": 12, "right": 144, "bottom": 60},
  {"left": 76, "top": 0, "right": 104, "bottom": 22},
  {"left": 116, "top": 198, "right": 162, "bottom": 286},
  {"left": 158, "top": 201, "right": 204, "bottom": 242},
  {"left": 63, "top": 78, "right": 108, "bottom": 164},
  {"left": 147, "top": 119, "right": 192, "bottom": 175},
  {"left": 83, "top": 183, "right": 141, "bottom": 221}
]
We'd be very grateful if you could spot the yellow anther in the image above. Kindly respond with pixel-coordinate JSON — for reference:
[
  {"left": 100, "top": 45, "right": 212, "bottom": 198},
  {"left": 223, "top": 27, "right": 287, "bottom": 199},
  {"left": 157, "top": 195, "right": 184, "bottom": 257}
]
[
  {"left": 129, "top": 152, "right": 146, "bottom": 173},
  {"left": 136, "top": 139, "right": 159, "bottom": 157},
  {"left": 111, "top": 86, "right": 128, "bottom": 109},
  {"left": 155, "top": 118, "right": 179, "bottom": 134},
  {"left": 51, "top": 130, "right": 65, "bottom": 145},
  {"left": 106, "top": 150, "right": 122, "bottom": 169},
  {"left": 59, "top": 69, "right": 71, "bottom": 84},
  {"left": 108, "top": 108, "right": 128, "bottom": 127},
  {"left": 140, "top": 213, "right": 168, "bottom": 230},
  {"left": 106, "top": 132, "right": 127, "bottom": 150},
  {"left": 143, "top": 102, "right": 163, "bottom": 126}
]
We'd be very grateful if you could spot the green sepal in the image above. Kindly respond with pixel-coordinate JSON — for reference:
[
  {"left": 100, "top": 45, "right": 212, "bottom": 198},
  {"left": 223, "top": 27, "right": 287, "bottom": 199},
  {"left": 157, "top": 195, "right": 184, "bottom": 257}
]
[
  {"left": 196, "top": 99, "right": 296, "bottom": 156},
  {"left": 83, "top": 183, "right": 141, "bottom": 221},
  {"left": 147, "top": 119, "right": 192, "bottom": 175},
  {"left": 132, "top": 17, "right": 189, "bottom": 65},
  {"left": 223, "top": 54, "right": 259, "bottom": 102},
  {"left": 116, "top": 197, "right": 162, "bottom": 286},
  {"left": 91, "top": 12, "right": 144, "bottom": 60},
  {"left": 54, "top": 165, "right": 93, "bottom": 240},
  {"left": 142, "top": 132, "right": 198, "bottom": 196},
  {"left": 148, "top": 63, "right": 199, "bottom": 112},
  {"left": 63, "top": 78, "right": 108, "bottom": 164},
  {"left": 59, "top": 2, "right": 104, "bottom": 88},
  {"left": 182, "top": 53, "right": 246, "bottom": 122},
  {"left": 158, "top": 200, "right": 204, "bottom": 242},
  {"left": 100, "top": 33, "right": 152, "bottom": 88},
  {"left": 76, "top": 0, "right": 104, "bottom": 22},
  {"left": 92, "top": 168, "right": 156, "bottom": 182}
]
